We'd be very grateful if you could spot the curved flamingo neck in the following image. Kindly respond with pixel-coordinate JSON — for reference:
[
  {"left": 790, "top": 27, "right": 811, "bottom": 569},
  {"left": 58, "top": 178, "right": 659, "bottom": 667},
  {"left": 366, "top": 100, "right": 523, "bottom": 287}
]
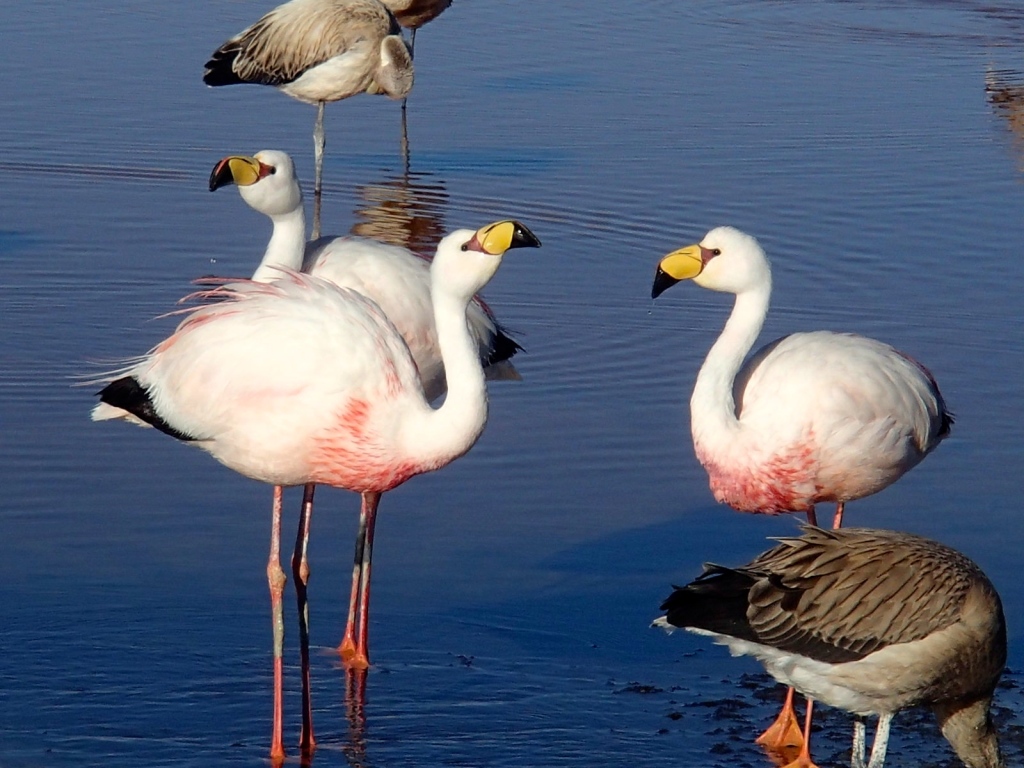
[
  {"left": 690, "top": 282, "right": 771, "bottom": 454},
  {"left": 252, "top": 205, "right": 306, "bottom": 282},
  {"left": 399, "top": 283, "right": 488, "bottom": 471}
]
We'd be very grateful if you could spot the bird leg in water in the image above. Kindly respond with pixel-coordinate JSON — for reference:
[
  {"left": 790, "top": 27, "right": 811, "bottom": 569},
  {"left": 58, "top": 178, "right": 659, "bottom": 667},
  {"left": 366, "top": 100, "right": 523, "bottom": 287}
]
[
  {"left": 866, "top": 713, "right": 892, "bottom": 768},
  {"left": 757, "top": 686, "right": 805, "bottom": 750},
  {"left": 339, "top": 491, "right": 381, "bottom": 669},
  {"left": 312, "top": 101, "right": 325, "bottom": 240},
  {"left": 292, "top": 483, "right": 316, "bottom": 754},
  {"left": 267, "top": 485, "right": 287, "bottom": 763},
  {"left": 780, "top": 699, "right": 820, "bottom": 768},
  {"left": 852, "top": 717, "right": 867, "bottom": 768},
  {"left": 832, "top": 501, "right": 846, "bottom": 529}
]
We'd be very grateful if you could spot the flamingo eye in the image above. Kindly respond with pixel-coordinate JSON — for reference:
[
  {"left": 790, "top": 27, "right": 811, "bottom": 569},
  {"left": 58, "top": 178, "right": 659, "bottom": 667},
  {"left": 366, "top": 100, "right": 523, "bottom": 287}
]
[
  {"left": 712, "top": 248, "right": 721, "bottom": 256},
  {"left": 460, "top": 244, "right": 468, "bottom": 252}
]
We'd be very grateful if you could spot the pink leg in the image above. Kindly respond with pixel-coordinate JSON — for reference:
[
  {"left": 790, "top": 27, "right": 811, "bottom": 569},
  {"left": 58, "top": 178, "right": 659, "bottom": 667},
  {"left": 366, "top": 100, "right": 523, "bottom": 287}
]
[
  {"left": 267, "top": 486, "right": 287, "bottom": 763},
  {"left": 292, "top": 483, "right": 316, "bottom": 755},
  {"left": 338, "top": 496, "right": 367, "bottom": 664},
  {"left": 832, "top": 501, "right": 845, "bottom": 529},
  {"left": 338, "top": 492, "right": 381, "bottom": 669},
  {"left": 354, "top": 492, "right": 380, "bottom": 663}
]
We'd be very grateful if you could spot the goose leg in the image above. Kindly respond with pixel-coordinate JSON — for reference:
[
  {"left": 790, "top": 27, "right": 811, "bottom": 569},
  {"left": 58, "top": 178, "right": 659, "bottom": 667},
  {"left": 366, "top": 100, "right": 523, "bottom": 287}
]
[
  {"left": 781, "top": 699, "right": 820, "bottom": 768},
  {"left": 757, "top": 686, "right": 805, "bottom": 750},
  {"left": 267, "top": 485, "right": 287, "bottom": 763},
  {"left": 852, "top": 717, "right": 867, "bottom": 768},
  {"left": 866, "top": 713, "right": 892, "bottom": 768},
  {"left": 292, "top": 483, "right": 316, "bottom": 754},
  {"left": 312, "top": 100, "right": 325, "bottom": 240}
]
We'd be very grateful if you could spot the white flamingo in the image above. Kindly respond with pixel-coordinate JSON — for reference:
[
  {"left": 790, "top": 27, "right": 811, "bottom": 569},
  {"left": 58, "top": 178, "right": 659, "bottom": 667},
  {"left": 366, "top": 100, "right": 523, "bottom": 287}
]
[
  {"left": 92, "top": 220, "right": 541, "bottom": 760},
  {"left": 655, "top": 526, "right": 1006, "bottom": 768},
  {"left": 203, "top": 0, "right": 414, "bottom": 238},
  {"left": 651, "top": 226, "right": 952, "bottom": 758}
]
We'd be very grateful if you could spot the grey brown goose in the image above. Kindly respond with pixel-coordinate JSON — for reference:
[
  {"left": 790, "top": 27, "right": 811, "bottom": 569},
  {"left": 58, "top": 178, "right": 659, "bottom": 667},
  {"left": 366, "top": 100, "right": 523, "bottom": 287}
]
[
  {"left": 654, "top": 527, "right": 1006, "bottom": 768},
  {"left": 203, "top": 0, "right": 414, "bottom": 239}
]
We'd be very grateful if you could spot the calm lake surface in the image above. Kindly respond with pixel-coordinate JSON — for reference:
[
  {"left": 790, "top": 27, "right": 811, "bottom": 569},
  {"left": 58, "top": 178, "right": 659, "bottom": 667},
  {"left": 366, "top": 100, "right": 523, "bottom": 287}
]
[{"left": 2, "top": 1, "right": 1024, "bottom": 766}]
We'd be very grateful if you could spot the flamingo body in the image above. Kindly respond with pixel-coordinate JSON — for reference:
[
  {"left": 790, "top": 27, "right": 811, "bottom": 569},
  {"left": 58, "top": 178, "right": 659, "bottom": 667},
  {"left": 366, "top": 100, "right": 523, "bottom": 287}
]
[
  {"left": 100, "top": 275, "right": 436, "bottom": 489},
  {"left": 699, "top": 331, "right": 950, "bottom": 514},
  {"left": 652, "top": 226, "right": 951, "bottom": 522}
]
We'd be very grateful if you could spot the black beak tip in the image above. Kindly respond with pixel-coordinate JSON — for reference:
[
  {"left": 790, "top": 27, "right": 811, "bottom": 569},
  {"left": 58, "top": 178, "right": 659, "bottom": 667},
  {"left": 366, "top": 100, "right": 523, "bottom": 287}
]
[
  {"left": 651, "top": 268, "right": 678, "bottom": 299},
  {"left": 510, "top": 221, "right": 542, "bottom": 249},
  {"left": 208, "top": 162, "right": 233, "bottom": 192}
]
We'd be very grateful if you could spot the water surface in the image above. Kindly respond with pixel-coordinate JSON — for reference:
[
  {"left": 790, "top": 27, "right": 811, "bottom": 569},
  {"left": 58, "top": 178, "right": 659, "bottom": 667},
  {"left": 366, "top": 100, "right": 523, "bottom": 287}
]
[{"left": 2, "top": 1, "right": 1024, "bottom": 766}]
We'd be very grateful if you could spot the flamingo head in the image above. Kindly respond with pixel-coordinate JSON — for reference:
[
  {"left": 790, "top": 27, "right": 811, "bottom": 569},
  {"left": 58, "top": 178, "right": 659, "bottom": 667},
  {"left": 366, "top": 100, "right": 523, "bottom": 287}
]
[
  {"left": 431, "top": 220, "right": 541, "bottom": 299},
  {"left": 652, "top": 226, "right": 770, "bottom": 298},
  {"left": 208, "top": 150, "right": 302, "bottom": 217}
]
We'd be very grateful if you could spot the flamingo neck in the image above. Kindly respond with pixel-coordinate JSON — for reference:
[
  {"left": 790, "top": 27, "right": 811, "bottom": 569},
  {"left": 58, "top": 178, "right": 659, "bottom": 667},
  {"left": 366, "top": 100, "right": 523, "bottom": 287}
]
[
  {"left": 690, "top": 283, "right": 770, "bottom": 453},
  {"left": 252, "top": 205, "right": 306, "bottom": 282},
  {"left": 400, "top": 287, "right": 488, "bottom": 470}
]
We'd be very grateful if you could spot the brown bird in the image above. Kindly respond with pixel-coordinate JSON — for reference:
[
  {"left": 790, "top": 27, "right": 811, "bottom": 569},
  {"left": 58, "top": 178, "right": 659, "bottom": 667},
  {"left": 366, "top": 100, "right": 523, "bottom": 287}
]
[
  {"left": 655, "top": 527, "right": 1006, "bottom": 768},
  {"left": 203, "top": 0, "right": 414, "bottom": 238}
]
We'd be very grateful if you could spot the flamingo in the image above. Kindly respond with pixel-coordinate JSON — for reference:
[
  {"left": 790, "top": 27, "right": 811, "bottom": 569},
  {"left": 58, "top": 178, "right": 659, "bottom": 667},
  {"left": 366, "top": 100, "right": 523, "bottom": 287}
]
[
  {"left": 203, "top": 0, "right": 414, "bottom": 238},
  {"left": 655, "top": 526, "right": 1006, "bottom": 768},
  {"left": 92, "top": 220, "right": 541, "bottom": 761},
  {"left": 650, "top": 226, "right": 952, "bottom": 759}
]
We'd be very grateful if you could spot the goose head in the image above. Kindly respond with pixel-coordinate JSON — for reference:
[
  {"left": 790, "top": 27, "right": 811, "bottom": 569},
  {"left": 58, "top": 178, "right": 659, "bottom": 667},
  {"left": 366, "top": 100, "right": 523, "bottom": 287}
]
[
  {"left": 208, "top": 150, "right": 302, "bottom": 217},
  {"left": 431, "top": 220, "right": 541, "bottom": 300},
  {"left": 652, "top": 226, "right": 771, "bottom": 298}
]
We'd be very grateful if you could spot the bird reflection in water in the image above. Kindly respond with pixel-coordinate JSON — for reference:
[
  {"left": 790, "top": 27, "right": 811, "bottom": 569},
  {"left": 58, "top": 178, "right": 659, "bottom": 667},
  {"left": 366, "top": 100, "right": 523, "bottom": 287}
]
[
  {"left": 350, "top": 167, "right": 449, "bottom": 257},
  {"left": 986, "top": 67, "right": 1024, "bottom": 171},
  {"left": 341, "top": 668, "right": 370, "bottom": 768}
]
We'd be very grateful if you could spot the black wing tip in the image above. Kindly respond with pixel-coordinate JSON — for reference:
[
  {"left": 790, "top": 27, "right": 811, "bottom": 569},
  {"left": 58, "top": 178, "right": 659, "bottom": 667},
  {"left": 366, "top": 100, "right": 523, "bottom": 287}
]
[
  {"left": 487, "top": 327, "right": 524, "bottom": 366},
  {"left": 202, "top": 49, "right": 244, "bottom": 87}
]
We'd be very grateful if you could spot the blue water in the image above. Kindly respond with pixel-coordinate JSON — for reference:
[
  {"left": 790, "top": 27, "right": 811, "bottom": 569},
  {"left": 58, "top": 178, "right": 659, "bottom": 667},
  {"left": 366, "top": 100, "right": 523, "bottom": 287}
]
[{"left": 1, "top": 1, "right": 1024, "bottom": 765}]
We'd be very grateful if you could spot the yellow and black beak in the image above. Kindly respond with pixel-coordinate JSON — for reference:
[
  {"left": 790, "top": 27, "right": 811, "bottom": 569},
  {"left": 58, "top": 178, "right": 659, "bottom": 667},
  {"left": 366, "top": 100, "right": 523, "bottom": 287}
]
[
  {"left": 652, "top": 244, "right": 705, "bottom": 299},
  {"left": 471, "top": 220, "right": 542, "bottom": 255},
  {"left": 209, "top": 155, "right": 266, "bottom": 192}
]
